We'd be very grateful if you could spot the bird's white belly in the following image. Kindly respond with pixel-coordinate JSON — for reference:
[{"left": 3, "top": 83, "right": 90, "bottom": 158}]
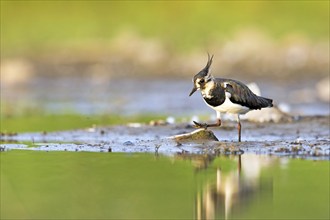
[{"left": 204, "top": 97, "right": 250, "bottom": 114}]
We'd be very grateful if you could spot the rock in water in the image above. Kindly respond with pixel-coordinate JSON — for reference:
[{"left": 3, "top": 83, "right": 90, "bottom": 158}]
[{"left": 170, "top": 129, "right": 219, "bottom": 142}]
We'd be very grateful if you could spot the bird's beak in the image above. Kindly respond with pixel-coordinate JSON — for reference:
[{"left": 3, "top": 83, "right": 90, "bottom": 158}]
[{"left": 189, "top": 86, "right": 197, "bottom": 96}]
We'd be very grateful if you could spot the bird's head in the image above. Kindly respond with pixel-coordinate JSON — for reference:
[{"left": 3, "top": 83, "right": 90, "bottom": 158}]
[{"left": 189, "top": 53, "right": 214, "bottom": 96}]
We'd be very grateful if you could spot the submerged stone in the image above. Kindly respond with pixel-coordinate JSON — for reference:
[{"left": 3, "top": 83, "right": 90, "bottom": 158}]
[{"left": 170, "top": 129, "right": 219, "bottom": 142}]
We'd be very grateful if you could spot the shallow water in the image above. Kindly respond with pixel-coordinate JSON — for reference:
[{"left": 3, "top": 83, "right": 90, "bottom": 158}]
[
  {"left": 1, "top": 151, "right": 329, "bottom": 219},
  {"left": 1, "top": 116, "right": 329, "bottom": 158},
  {"left": 2, "top": 77, "right": 329, "bottom": 116}
]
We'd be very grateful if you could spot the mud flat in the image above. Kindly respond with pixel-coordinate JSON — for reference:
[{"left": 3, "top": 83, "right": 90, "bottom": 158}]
[{"left": 1, "top": 116, "right": 329, "bottom": 159}]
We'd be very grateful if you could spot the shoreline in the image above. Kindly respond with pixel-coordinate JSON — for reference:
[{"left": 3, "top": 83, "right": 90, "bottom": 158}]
[{"left": 1, "top": 115, "right": 329, "bottom": 159}]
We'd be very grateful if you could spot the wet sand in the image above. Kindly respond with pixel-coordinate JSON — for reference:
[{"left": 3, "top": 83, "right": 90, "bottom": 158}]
[{"left": 1, "top": 115, "right": 329, "bottom": 159}]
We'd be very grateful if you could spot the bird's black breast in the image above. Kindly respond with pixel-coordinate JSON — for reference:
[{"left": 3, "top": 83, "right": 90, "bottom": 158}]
[{"left": 202, "top": 84, "right": 226, "bottom": 107}]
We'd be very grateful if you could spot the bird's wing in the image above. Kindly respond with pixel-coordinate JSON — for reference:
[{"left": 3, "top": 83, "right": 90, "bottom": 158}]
[{"left": 217, "top": 79, "right": 273, "bottom": 109}]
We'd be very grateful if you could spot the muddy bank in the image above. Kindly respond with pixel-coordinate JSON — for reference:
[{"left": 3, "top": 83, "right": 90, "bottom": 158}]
[{"left": 1, "top": 116, "right": 329, "bottom": 159}]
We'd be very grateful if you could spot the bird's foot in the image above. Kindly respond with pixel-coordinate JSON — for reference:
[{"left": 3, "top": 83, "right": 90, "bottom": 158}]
[{"left": 193, "top": 121, "right": 209, "bottom": 129}]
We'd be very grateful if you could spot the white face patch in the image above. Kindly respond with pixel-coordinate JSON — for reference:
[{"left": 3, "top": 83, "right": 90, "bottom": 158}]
[
  {"left": 195, "top": 80, "right": 201, "bottom": 89},
  {"left": 201, "top": 80, "right": 215, "bottom": 99}
]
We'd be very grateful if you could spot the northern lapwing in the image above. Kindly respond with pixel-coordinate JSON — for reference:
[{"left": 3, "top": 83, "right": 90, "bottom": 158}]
[{"left": 189, "top": 54, "right": 273, "bottom": 142}]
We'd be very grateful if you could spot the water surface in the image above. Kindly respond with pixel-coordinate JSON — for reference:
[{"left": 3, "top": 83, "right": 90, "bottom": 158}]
[
  {"left": 1, "top": 151, "right": 329, "bottom": 219},
  {"left": 2, "top": 77, "right": 329, "bottom": 116}
]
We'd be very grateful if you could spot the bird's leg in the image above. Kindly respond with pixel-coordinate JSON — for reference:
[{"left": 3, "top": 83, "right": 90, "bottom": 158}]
[
  {"left": 237, "top": 115, "right": 241, "bottom": 142},
  {"left": 238, "top": 121, "right": 241, "bottom": 142},
  {"left": 193, "top": 118, "right": 222, "bottom": 129}
]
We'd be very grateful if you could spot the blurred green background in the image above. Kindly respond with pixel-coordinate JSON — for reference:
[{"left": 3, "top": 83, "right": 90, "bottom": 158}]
[
  {"left": 1, "top": 0, "right": 328, "bottom": 80},
  {"left": 1, "top": 1, "right": 329, "bottom": 55},
  {"left": 1, "top": 1, "right": 329, "bottom": 132}
]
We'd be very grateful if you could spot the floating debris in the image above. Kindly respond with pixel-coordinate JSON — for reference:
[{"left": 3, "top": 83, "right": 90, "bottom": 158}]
[
  {"left": 316, "top": 76, "right": 330, "bottom": 102},
  {"left": 123, "top": 141, "right": 134, "bottom": 146},
  {"left": 155, "top": 144, "right": 161, "bottom": 154},
  {"left": 127, "top": 123, "right": 143, "bottom": 128},
  {"left": 149, "top": 119, "right": 167, "bottom": 126},
  {"left": 243, "top": 106, "right": 293, "bottom": 123},
  {"left": 166, "top": 116, "right": 176, "bottom": 124}
]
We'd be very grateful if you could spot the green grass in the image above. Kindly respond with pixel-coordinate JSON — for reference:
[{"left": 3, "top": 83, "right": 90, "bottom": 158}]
[
  {"left": 0, "top": 114, "right": 165, "bottom": 133},
  {"left": 1, "top": 1, "right": 329, "bottom": 55}
]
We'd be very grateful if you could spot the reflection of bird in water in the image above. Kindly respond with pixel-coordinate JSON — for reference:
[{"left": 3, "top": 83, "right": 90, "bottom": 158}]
[
  {"left": 189, "top": 54, "right": 273, "bottom": 142},
  {"left": 174, "top": 153, "right": 216, "bottom": 170},
  {"left": 195, "top": 155, "right": 275, "bottom": 220}
]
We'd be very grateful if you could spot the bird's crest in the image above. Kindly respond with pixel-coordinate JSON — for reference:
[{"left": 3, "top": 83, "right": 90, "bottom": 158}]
[
  {"left": 204, "top": 53, "right": 214, "bottom": 72},
  {"left": 192, "top": 53, "right": 215, "bottom": 83}
]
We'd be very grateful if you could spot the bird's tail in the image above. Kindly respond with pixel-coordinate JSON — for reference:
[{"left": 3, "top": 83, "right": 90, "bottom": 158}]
[{"left": 257, "top": 96, "right": 273, "bottom": 108}]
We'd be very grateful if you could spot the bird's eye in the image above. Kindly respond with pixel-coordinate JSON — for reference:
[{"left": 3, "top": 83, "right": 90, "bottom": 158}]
[{"left": 199, "top": 79, "right": 205, "bottom": 84}]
